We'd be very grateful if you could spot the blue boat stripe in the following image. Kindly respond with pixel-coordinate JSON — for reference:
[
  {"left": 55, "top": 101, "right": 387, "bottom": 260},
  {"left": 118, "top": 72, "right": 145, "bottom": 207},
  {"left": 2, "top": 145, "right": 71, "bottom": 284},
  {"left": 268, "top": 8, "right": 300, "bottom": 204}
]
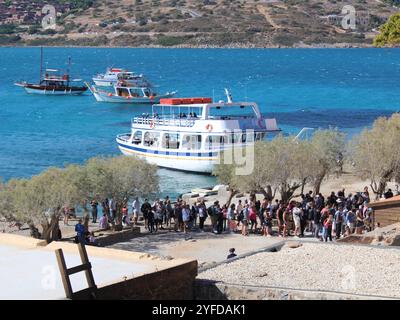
[{"left": 118, "top": 143, "right": 218, "bottom": 157}]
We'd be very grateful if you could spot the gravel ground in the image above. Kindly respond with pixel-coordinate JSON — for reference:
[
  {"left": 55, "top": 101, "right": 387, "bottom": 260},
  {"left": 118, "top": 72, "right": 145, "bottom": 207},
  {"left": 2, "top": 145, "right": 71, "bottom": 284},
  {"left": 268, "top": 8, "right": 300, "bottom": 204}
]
[{"left": 198, "top": 243, "right": 400, "bottom": 298}]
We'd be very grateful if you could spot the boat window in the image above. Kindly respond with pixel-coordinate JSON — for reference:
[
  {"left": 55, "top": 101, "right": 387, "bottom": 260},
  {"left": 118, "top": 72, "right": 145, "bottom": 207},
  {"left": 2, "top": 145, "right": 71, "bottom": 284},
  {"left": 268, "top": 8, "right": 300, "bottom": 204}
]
[
  {"left": 132, "top": 131, "right": 143, "bottom": 145},
  {"left": 242, "top": 132, "right": 255, "bottom": 143},
  {"left": 206, "top": 135, "right": 227, "bottom": 150},
  {"left": 130, "top": 88, "right": 140, "bottom": 98},
  {"left": 182, "top": 135, "right": 202, "bottom": 150},
  {"left": 162, "top": 133, "right": 181, "bottom": 149},
  {"left": 228, "top": 133, "right": 242, "bottom": 144},
  {"left": 255, "top": 132, "right": 266, "bottom": 141},
  {"left": 209, "top": 105, "right": 256, "bottom": 119},
  {"left": 144, "top": 132, "right": 160, "bottom": 147},
  {"left": 117, "top": 88, "right": 130, "bottom": 97}
]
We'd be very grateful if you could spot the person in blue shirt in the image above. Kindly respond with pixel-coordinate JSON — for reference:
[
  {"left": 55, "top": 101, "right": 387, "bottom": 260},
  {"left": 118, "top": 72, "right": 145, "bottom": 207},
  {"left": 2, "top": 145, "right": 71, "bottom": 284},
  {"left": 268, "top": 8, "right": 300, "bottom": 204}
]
[{"left": 75, "top": 219, "right": 86, "bottom": 244}]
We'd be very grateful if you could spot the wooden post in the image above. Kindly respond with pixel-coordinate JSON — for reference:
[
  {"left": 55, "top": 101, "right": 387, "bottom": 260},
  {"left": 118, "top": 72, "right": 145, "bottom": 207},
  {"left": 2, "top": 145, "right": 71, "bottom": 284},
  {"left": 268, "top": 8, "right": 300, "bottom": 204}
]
[
  {"left": 55, "top": 249, "right": 73, "bottom": 299},
  {"left": 55, "top": 243, "right": 97, "bottom": 299},
  {"left": 77, "top": 243, "right": 96, "bottom": 289}
]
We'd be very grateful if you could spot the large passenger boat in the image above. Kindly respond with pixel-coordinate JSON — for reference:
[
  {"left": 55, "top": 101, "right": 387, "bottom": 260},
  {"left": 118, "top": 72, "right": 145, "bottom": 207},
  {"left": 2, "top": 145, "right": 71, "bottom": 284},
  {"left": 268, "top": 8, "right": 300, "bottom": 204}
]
[{"left": 116, "top": 90, "right": 281, "bottom": 173}]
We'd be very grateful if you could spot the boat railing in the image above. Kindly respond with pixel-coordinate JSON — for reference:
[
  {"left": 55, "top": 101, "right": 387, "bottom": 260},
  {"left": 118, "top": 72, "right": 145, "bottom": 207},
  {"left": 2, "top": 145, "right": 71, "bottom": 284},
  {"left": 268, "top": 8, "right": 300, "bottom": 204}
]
[{"left": 132, "top": 117, "right": 197, "bottom": 127}]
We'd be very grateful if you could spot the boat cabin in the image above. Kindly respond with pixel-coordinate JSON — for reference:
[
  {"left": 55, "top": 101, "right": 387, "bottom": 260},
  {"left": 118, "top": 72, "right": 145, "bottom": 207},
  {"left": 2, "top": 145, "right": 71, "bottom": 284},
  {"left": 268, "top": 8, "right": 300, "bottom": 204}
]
[
  {"left": 115, "top": 86, "right": 157, "bottom": 98},
  {"left": 121, "top": 97, "right": 280, "bottom": 152}
]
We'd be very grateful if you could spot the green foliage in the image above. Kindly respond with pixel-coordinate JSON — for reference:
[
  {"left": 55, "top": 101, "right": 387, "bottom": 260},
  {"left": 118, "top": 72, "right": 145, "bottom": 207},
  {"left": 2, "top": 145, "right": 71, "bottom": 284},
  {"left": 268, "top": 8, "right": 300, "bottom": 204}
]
[
  {"left": 58, "top": 0, "right": 94, "bottom": 10},
  {"left": 0, "top": 24, "right": 17, "bottom": 35},
  {"left": 351, "top": 113, "right": 400, "bottom": 198},
  {"left": 213, "top": 129, "right": 346, "bottom": 203},
  {"left": 0, "top": 156, "right": 159, "bottom": 241},
  {"left": 374, "top": 13, "right": 400, "bottom": 47},
  {"left": 0, "top": 35, "right": 21, "bottom": 45}
]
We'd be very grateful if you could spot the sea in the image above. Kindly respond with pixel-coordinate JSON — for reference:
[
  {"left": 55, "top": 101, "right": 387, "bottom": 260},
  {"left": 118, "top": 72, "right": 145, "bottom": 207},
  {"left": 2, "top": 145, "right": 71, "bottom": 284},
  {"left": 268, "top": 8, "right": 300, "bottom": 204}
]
[{"left": 1, "top": 47, "right": 400, "bottom": 198}]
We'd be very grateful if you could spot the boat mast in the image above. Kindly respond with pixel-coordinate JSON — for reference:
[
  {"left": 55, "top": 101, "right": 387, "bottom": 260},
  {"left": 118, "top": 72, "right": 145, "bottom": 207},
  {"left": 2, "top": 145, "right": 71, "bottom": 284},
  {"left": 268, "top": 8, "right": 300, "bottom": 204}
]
[
  {"left": 67, "top": 56, "right": 71, "bottom": 87},
  {"left": 39, "top": 46, "right": 43, "bottom": 83}
]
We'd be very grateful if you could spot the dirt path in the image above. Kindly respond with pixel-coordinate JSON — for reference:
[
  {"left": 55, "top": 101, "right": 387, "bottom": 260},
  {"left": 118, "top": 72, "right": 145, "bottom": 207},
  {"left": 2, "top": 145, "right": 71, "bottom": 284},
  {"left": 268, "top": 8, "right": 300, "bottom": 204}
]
[{"left": 257, "top": 4, "right": 282, "bottom": 29}]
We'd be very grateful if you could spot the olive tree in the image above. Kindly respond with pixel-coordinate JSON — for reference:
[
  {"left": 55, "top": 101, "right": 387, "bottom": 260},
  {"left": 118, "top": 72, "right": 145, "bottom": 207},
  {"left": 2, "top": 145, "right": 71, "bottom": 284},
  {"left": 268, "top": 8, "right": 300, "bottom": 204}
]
[
  {"left": 0, "top": 155, "right": 160, "bottom": 242},
  {"left": 214, "top": 136, "right": 314, "bottom": 203},
  {"left": 351, "top": 113, "right": 400, "bottom": 199},
  {"left": 0, "top": 168, "right": 73, "bottom": 242},
  {"left": 308, "top": 129, "right": 346, "bottom": 194},
  {"left": 85, "top": 156, "right": 159, "bottom": 228}
]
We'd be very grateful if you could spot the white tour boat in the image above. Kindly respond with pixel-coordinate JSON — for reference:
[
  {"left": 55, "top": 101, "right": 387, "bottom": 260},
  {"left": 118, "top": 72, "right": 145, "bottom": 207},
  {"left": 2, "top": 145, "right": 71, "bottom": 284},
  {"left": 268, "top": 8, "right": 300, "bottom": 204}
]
[
  {"left": 86, "top": 80, "right": 177, "bottom": 104},
  {"left": 92, "top": 67, "right": 151, "bottom": 87},
  {"left": 116, "top": 90, "right": 281, "bottom": 173}
]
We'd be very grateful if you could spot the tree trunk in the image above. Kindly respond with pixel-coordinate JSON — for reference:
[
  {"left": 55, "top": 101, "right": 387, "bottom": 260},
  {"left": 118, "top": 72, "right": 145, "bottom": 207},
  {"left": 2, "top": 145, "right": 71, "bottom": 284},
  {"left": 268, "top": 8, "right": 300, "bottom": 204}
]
[
  {"left": 371, "top": 170, "right": 393, "bottom": 200},
  {"left": 265, "top": 185, "right": 274, "bottom": 201},
  {"left": 249, "top": 192, "right": 256, "bottom": 203},
  {"left": 376, "top": 179, "right": 388, "bottom": 200},
  {"left": 300, "top": 178, "right": 307, "bottom": 196},
  {"left": 280, "top": 183, "right": 301, "bottom": 204},
  {"left": 225, "top": 189, "right": 239, "bottom": 207},
  {"left": 41, "top": 214, "right": 60, "bottom": 244},
  {"left": 313, "top": 174, "right": 325, "bottom": 195}
]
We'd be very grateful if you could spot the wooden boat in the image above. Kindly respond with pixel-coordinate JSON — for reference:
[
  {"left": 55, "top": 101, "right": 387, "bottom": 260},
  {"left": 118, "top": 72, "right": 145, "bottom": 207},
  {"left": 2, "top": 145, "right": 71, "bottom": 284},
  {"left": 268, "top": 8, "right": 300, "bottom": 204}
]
[{"left": 15, "top": 47, "right": 87, "bottom": 95}]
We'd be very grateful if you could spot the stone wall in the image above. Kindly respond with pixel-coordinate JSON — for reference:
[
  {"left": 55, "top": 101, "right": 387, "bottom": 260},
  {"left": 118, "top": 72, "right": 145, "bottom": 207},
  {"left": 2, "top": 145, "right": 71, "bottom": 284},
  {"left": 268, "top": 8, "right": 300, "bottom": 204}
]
[
  {"left": 194, "top": 280, "right": 395, "bottom": 300},
  {"left": 94, "top": 227, "right": 141, "bottom": 247}
]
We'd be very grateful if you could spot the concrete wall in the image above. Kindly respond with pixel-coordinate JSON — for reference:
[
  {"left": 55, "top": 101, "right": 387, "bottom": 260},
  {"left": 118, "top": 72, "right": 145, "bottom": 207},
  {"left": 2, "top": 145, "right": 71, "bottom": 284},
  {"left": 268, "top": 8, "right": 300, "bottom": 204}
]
[{"left": 91, "top": 260, "right": 198, "bottom": 300}]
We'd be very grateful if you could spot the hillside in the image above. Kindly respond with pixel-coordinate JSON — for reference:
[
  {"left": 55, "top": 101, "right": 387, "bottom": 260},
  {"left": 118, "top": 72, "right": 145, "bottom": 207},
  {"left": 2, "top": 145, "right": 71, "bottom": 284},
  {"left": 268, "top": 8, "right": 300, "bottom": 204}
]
[{"left": 0, "top": 0, "right": 399, "bottom": 47}]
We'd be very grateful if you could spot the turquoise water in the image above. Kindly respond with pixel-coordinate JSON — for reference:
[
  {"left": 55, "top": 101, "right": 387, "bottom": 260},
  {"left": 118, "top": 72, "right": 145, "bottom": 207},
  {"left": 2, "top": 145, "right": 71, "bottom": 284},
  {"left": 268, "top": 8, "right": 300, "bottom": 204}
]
[{"left": 1, "top": 48, "right": 400, "bottom": 197}]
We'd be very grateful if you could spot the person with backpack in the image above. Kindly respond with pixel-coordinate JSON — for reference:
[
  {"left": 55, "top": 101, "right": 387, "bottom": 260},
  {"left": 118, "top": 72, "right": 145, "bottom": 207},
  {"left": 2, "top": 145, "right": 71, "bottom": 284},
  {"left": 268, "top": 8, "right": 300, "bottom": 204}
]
[
  {"left": 276, "top": 204, "right": 285, "bottom": 237},
  {"left": 249, "top": 205, "right": 258, "bottom": 234},
  {"left": 312, "top": 208, "right": 322, "bottom": 239},
  {"left": 154, "top": 202, "right": 164, "bottom": 232},
  {"left": 292, "top": 203, "right": 302, "bottom": 237},
  {"left": 141, "top": 199, "right": 151, "bottom": 230},
  {"left": 208, "top": 202, "right": 218, "bottom": 233},
  {"left": 241, "top": 203, "right": 250, "bottom": 236},
  {"left": 197, "top": 201, "right": 207, "bottom": 232},
  {"left": 222, "top": 204, "right": 228, "bottom": 232},
  {"left": 319, "top": 205, "right": 330, "bottom": 241},
  {"left": 346, "top": 209, "right": 356, "bottom": 234},
  {"left": 236, "top": 200, "right": 243, "bottom": 228},
  {"left": 75, "top": 219, "right": 86, "bottom": 244},
  {"left": 334, "top": 206, "right": 344, "bottom": 239},
  {"left": 147, "top": 208, "right": 155, "bottom": 233},
  {"left": 262, "top": 209, "right": 273, "bottom": 237},
  {"left": 323, "top": 215, "right": 334, "bottom": 242},
  {"left": 182, "top": 203, "right": 191, "bottom": 234},
  {"left": 215, "top": 202, "right": 224, "bottom": 234}
]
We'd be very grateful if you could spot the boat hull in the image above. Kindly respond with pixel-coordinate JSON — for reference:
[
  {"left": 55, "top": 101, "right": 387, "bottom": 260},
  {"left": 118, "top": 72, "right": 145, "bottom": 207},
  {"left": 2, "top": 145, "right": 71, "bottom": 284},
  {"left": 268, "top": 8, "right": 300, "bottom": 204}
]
[
  {"left": 93, "top": 92, "right": 175, "bottom": 104},
  {"left": 117, "top": 139, "right": 217, "bottom": 173},
  {"left": 18, "top": 84, "right": 87, "bottom": 95}
]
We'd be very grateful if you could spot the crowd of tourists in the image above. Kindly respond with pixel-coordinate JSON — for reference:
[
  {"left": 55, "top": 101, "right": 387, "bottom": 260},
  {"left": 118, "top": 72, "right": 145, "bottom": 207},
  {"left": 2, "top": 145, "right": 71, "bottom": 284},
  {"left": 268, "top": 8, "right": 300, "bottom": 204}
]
[{"left": 73, "top": 186, "right": 396, "bottom": 242}]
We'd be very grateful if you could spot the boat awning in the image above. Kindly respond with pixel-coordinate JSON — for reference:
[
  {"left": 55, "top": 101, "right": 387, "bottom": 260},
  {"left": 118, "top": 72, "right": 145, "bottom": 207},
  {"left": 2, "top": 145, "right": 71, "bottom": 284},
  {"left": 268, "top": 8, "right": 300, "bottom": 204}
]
[{"left": 160, "top": 98, "right": 212, "bottom": 105}]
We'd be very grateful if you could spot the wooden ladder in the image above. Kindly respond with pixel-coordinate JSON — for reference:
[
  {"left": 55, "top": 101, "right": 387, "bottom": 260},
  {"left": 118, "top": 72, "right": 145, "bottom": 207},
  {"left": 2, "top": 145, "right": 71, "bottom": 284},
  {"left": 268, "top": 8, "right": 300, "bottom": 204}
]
[{"left": 55, "top": 243, "right": 98, "bottom": 300}]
